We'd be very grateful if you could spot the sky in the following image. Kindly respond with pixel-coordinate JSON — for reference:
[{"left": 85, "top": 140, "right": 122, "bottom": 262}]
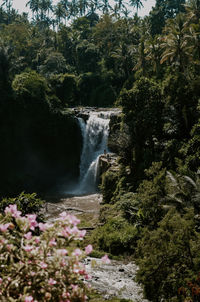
[{"left": 12, "top": 0, "right": 156, "bottom": 17}]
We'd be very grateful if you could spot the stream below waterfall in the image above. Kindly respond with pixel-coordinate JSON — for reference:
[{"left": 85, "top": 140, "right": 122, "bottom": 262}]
[
  {"left": 44, "top": 109, "right": 148, "bottom": 301},
  {"left": 44, "top": 194, "right": 148, "bottom": 302}
]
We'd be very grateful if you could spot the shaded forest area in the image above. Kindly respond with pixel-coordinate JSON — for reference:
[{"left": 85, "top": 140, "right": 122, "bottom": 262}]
[{"left": 1, "top": 0, "right": 200, "bottom": 300}]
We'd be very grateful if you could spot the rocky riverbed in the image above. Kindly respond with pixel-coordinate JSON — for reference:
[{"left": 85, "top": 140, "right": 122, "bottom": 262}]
[
  {"left": 85, "top": 257, "right": 148, "bottom": 302},
  {"left": 44, "top": 194, "right": 148, "bottom": 302}
]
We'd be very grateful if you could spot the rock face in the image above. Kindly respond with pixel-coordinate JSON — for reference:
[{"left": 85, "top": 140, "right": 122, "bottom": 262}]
[
  {"left": 0, "top": 110, "right": 82, "bottom": 197},
  {"left": 99, "top": 153, "right": 119, "bottom": 176},
  {"left": 70, "top": 107, "right": 121, "bottom": 124},
  {"left": 108, "top": 113, "right": 122, "bottom": 153}
]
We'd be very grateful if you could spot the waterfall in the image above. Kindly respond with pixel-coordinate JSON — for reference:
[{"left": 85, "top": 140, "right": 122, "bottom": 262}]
[{"left": 76, "top": 111, "right": 110, "bottom": 195}]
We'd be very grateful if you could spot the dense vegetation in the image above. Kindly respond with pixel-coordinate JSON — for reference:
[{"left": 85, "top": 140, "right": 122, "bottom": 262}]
[{"left": 1, "top": 0, "right": 200, "bottom": 301}]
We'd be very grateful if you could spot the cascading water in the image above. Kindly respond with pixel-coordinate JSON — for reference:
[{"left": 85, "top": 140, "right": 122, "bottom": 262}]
[{"left": 75, "top": 111, "right": 110, "bottom": 194}]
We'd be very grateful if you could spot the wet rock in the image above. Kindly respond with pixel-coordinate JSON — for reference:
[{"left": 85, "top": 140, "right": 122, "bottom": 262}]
[{"left": 85, "top": 257, "right": 149, "bottom": 302}]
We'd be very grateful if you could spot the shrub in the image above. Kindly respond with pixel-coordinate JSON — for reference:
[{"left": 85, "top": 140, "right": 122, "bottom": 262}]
[
  {"left": 117, "top": 192, "right": 141, "bottom": 224},
  {"left": 0, "top": 192, "right": 44, "bottom": 217},
  {"left": 49, "top": 73, "right": 77, "bottom": 106},
  {"left": 91, "top": 217, "right": 139, "bottom": 255},
  {"left": 0, "top": 204, "right": 94, "bottom": 301},
  {"left": 100, "top": 170, "right": 119, "bottom": 204},
  {"left": 136, "top": 209, "right": 200, "bottom": 301},
  {"left": 12, "top": 71, "right": 48, "bottom": 104}
]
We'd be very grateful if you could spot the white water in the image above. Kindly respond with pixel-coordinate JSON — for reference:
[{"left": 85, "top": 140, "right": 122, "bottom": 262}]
[{"left": 73, "top": 111, "right": 111, "bottom": 195}]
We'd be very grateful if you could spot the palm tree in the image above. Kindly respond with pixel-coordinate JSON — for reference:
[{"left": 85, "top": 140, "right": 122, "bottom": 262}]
[
  {"left": 99, "top": 0, "right": 112, "bottom": 14},
  {"left": 121, "top": 6, "right": 131, "bottom": 18},
  {"left": 1, "top": 0, "right": 13, "bottom": 14},
  {"left": 145, "top": 35, "right": 162, "bottom": 77},
  {"left": 26, "top": 0, "right": 36, "bottom": 19},
  {"left": 54, "top": 2, "right": 66, "bottom": 25},
  {"left": 162, "top": 171, "right": 200, "bottom": 213},
  {"left": 160, "top": 14, "right": 189, "bottom": 72},
  {"left": 60, "top": 0, "right": 71, "bottom": 21},
  {"left": 132, "top": 38, "right": 147, "bottom": 75},
  {"left": 39, "top": 0, "right": 53, "bottom": 21},
  {"left": 45, "top": 0, "right": 53, "bottom": 19},
  {"left": 76, "top": 0, "right": 89, "bottom": 16},
  {"left": 1, "top": 0, "right": 13, "bottom": 23},
  {"left": 111, "top": 42, "right": 133, "bottom": 77},
  {"left": 0, "top": 39, "right": 13, "bottom": 88},
  {"left": 184, "top": 0, "right": 200, "bottom": 24},
  {"left": 68, "top": 0, "right": 79, "bottom": 19},
  {"left": 88, "top": 0, "right": 99, "bottom": 12},
  {"left": 129, "top": 0, "right": 144, "bottom": 14},
  {"left": 184, "top": 24, "right": 200, "bottom": 64},
  {"left": 111, "top": 4, "right": 120, "bottom": 18},
  {"left": 26, "top": 0, "right": 40, "bottom": 20}
]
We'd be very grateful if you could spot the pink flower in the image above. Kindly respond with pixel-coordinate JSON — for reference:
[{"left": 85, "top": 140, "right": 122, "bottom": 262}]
[
  {"left": 24, "top": 232, "right": 32, "bottom": 240},
  {"left": 79, "top": 230, "right": 86, "bottom": 238},
  {"left": 40, "top": 262, "right": 48, "bottom": 269},
  {"left": 61, "top": 227, "right": 72, "bottom": 238},
  {"left": 101, "top": 254, "right": 111, "bottom": 264},
  {"left": 0, "top": 277, "right": 2, "bottom": 284},
  {"left": 38, "top": 223, "right": 52, "bottom": 231},
  {"left": 78, "top": 269, "right": 86, "bottom": 275},
  {"left": 25, "top": 296, "right": 33, "bottom": 302},
  {"left": 57, "top": 249, "right": 68, "bottom": 256},
  {"left": 5, "top": 204, "right": 21, "bottom": 218},
  {"left": 0, "top": 223, "right": 10, "bottom": 232},
  {"left": 85, "top": 245, "right": 93, "bottom": 255},
  {"left": 85, "top": 274, "right": 91, "bottom": 280},
  {"left": 71, "top": 226, "right": 79, "bottom": 235},
  {"left": 49, "top": 238, "right": 56, "bottom": 247},
  {"left": 69, "top": 215, "right": 80, "bottom": 226},
  {"left": 26, "top": 214, "right": 38, "bottom": 231},
  {"left": 59, "top": 211, "right": 68, "bottom": 219},
  {"left": 60, "top": 259, "right": 66, "bottom": 267},
  {"left": 0, "top": 238, "right": 5, "bottom": 244},
  {"left": 6, "top": 244, "right": 13, "bottom": 252},
  {"left": 72, "top": 248, "right": 82, "bottom": 257},
  {"left": 23, "top": 245, "right": 34, "bottom": 252},
  {"left": 71, "top": 284, "right": 78, "bottom": 291},
  {"left": 62, "top": 292, "right": 70, "bottom": 298},
  {"left": 26, "top": 214, "right": 37, "bottom": 221},
  {"left": 59, "top": 212, "right": 80, "bottom": 225},
  {"left": 48, "top": 278, "right": 57, "bottom": 285},
  {"left": 35, "top": 237, "right": 40, "bottom": 244},
  {"left": 38, "top": 223, "right": 47, "bottom": 231}
]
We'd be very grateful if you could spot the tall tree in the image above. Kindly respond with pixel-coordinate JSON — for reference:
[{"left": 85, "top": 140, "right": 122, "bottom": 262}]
[
  {"left": 129, "top": 0, "right": 144, "bottom": 13},
  {"left": 26, "top": 0, "right": 40, "bottom": 20},
  {"left": 184, "top": 0, "right": 200, "bottom": 24},
  {"left": 149, "top": 0, "right": 186, "bottom": 35},
  {"left": 145, "top": 35, "right": 162, "bottom": 77},
  {"left": 160, "top": 13, "right": 188, "bottom": 72},
  {"left": 54, "top": 1, "right": 66, "bottom": 25}
]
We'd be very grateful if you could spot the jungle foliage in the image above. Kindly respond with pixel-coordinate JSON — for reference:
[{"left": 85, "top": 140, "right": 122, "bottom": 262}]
[{"left": 1, "top": 0, "right": 200, "bottom": 301}]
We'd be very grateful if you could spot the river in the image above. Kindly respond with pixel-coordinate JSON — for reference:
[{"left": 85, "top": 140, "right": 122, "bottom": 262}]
[{"left": 44, "top": 193, "right": 148, "bottom": 302}]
